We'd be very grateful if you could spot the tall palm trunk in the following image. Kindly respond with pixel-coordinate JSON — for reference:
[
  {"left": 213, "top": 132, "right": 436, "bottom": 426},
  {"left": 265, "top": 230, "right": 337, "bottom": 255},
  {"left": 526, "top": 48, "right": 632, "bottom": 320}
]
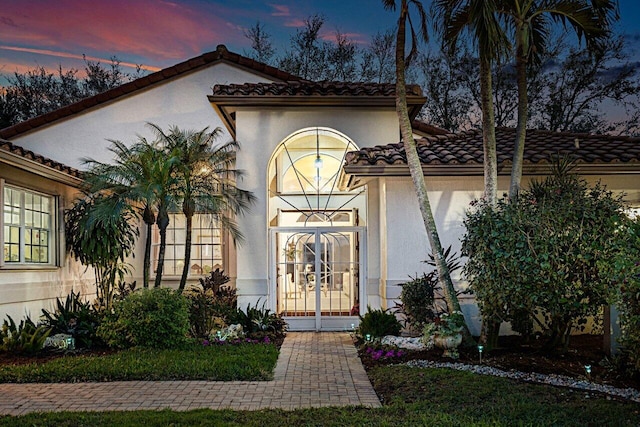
[
  {"left": 478, "top": 52, "right": 500, "bottom": 346},
  {"left": 142, "top": 205, "right": 155, "bottom": 288},
  {"left": 509, "top": 23, "right": 528, "bottom": 200},
  {"left": 479, "top": 53, "right": 498, "bottom": 206},
  {"left": 154, "top": 207, "right": 170, "bottom": 288},
  {"left": 179, "top": 199, "right": 195, "bottom": 291},
  {"left": 395, "top": 1, "right": 471, "bottom": 342}
]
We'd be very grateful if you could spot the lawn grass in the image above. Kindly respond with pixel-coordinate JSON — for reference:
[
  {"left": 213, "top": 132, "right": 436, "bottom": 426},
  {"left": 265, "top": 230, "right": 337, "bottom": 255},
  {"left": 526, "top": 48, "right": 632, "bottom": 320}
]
[
  {"left": 1, "top": 366, "right": 637, "bottom": 426},
  {"left": 0, "top": 343, "right": 278, "bottom": 383}
]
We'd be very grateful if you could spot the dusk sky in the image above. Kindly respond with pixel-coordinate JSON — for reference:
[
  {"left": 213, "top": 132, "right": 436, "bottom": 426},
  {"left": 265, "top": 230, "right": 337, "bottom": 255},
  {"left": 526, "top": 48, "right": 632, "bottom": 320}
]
[{"left": 1, "top": 0, "right": 639, "bottom": 83}]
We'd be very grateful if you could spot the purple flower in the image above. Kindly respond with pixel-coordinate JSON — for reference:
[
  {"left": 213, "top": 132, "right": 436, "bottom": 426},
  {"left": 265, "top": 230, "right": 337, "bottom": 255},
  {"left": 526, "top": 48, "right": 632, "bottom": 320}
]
[
  {"left": 202, "top": 340, "right": 210, "bottom": 346},
  {"left": 385, "top": 351, "right": 395, "bottom": 358}
]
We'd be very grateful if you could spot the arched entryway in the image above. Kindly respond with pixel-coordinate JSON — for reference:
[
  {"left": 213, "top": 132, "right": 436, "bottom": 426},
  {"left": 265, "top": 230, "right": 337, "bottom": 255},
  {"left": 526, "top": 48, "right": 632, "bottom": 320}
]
[{"left": 267, "top": 127, "right": 366, "bottom": 330}]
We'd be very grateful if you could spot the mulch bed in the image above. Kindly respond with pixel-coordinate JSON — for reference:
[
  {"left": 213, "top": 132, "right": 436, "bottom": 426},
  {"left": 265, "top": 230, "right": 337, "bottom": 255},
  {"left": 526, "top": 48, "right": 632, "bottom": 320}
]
[{"left": 358, "top": 334, "right": 640, "bottom": 391}]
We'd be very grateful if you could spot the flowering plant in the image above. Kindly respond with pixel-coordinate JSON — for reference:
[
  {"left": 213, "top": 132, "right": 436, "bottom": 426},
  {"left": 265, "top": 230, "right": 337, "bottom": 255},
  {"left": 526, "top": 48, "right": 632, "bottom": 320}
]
[{"left": 362, "top": 344, "right": 405, "bottom": 361}]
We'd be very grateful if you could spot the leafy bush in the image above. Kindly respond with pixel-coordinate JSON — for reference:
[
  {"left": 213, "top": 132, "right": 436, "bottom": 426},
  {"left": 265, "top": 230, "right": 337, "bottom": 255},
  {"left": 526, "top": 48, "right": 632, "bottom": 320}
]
[
  {"left": 397, "top": 274, "right": 437, "bottom": 328},
  {"left": 185, "top": 269, "right": 237, "bottom": 339},
  {"left": 229, "top": 301, "right": 287, "bottom": 340},
  {"left": 394, "top": 247, "right": 463, "bottom": 333},
  {"left": 97, "top": 288, "right": 190, "bottom": 349},
  {"left": 40, "top": 291, "right": 103, "bottom": 349},
  {"left": 357, "top": 306, "right": 402, "bottom": 338},
  {"left": 462, "top": 158, "right": 625, "bottom": 351},
  {"left": 611, "top": 217, "right": 640, "bottom": 376},
  {"left": 1, "top": 315, "right": 51, "bottom": 355}
]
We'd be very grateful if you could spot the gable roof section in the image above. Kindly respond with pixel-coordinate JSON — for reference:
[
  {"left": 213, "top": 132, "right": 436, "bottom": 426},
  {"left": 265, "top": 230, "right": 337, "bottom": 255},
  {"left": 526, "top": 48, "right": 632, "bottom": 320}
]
[
  {"left": 0, "top": 138, "right": 82, "bottom": 186},
  {"left": 0, "top": 45, "right": 303, "bottom": 140},
  {"left": 344, "top": 127, "right": 640, "bottom": 185},
  {"left": 209, "top": 81, "right": 426, "bottom": 139}
]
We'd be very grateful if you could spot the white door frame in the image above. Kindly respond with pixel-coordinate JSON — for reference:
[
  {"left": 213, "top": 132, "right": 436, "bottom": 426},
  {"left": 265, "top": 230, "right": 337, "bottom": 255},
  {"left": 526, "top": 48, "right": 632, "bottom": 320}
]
[{"left": 269, "top": 226, "right": 366, "bottom": 331}]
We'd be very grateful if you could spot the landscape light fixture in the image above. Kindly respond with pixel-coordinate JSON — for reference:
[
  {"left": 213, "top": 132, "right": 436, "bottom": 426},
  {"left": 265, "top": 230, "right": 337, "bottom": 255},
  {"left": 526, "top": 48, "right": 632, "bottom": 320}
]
[{"left": 65, "top": 336, "right": 75, "bottom": 351}]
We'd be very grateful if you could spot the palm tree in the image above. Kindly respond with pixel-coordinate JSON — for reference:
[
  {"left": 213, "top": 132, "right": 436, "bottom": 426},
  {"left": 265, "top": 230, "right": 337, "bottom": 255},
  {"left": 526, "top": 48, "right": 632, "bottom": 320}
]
[
  {"left": 503, "top": 0, "right": 618, "bottom": 199},
  {"left": 434, "top": 0, "right": 509, "bottom": 347},
  {"left": 435, "top": 0, "right": 509, "bottom": 206},
  {"left": 83, "top": 137, "right": 178, "bottom": 289},
  {"left": 147, "top": 124, "right": 255, "bottom": 291},
  {"left": 382, "top": 0, "right": 469, "bottom": 340}
]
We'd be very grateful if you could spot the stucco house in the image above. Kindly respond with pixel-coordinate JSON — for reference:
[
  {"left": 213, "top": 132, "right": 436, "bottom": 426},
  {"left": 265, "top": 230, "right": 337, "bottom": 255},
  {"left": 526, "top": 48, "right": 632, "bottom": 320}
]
[{"left": 1, "top": 45, "right": 639, "bottom": 332}]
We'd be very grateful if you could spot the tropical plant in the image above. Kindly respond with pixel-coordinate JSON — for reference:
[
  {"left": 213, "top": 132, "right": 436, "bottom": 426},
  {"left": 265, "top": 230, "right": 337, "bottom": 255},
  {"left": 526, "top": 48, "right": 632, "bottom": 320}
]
[
  {"left": 148, "top": 124, "right": 255, "bottom": 290},
  {"left": 0, "top": 315, "right": 51, "bottom": 355},
  {"left": 435, "top": 0, "right": 509, "bottom": 207},
  {"left": 501, "top": 0, "right": 618, "bottom": 199},
  {"left": 97, "top": 288, "right": 191, "bottom": 349},
  {"left": 82, "top": 138, "right": 176, "bottom": 288},
  {"left": 185, "top": 269, "right": 237, "bottom": 338},
  {"left": 397, "top": 246, "right": 466, "bottom": 330},
  {"left": 65, "top": 194, "right": 138, "bottom": 310},
  {"left": 357, "top": 306, "right": 402, "bottom": 339},
  {"left": 382, "top": 0, "right": 470, "bottom": 343},
  {"left": 229, "top": 302, "right": 287, "bottom": 339},
  {"left": 39, "top": 291, "right": 103, "bottom": 349}
]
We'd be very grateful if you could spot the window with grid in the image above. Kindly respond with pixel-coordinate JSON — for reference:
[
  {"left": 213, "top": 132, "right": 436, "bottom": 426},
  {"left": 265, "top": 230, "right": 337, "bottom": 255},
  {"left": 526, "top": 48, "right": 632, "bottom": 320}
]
[
  {"left": 3, "top": 185, "right": 55, "bottom": 265},
  {"left": 152, "top": 213, "right": 223, "bottom": 277}
]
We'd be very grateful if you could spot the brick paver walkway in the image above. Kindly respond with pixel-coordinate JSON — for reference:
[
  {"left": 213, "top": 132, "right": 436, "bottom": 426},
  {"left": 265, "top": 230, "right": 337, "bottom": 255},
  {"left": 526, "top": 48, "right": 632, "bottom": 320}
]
[{"left": 0, "top": 332, "right": 380, "bottom": 415}]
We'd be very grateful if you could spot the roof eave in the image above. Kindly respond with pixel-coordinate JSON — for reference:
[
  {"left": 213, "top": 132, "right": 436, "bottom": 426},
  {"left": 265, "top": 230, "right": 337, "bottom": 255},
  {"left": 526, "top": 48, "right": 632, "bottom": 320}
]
[
  {"left": 209, "top": 94, "right": 426, "bottom": 138},
  {"left": 0, "top": 150, "right": 83, "bottom": 187},
  {"left": 342, "top": 161, "right": 640, "bottom": 189}
]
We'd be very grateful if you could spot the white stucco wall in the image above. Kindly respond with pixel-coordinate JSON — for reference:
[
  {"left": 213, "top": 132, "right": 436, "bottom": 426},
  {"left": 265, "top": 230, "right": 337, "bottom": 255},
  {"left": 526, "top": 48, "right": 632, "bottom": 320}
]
[{"left": 12, "top": 63, "right": 275, "bottom": 169}]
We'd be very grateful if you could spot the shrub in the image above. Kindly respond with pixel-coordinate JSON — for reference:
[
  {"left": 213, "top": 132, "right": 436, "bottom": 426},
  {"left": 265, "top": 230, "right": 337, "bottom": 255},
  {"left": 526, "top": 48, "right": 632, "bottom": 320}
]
[
  {"left": 611, "top": 217, "right": 640, "bottom": 376},
  {"left": 1, "top": 315, "right": 51, "bottom": 355},
  {"left": 185, "top": 269, "right": 237, "bottom": 339},
  {"left": 397, "top": 274, "right": 437, "bottom": 329},
  {"left": 97, "top": 288, "right": 190, "bottom": 349},
  {"left": 229, "top": 301, "right": 287, "bottom": 340},
  {"left": 395, "top": 247, "right": 462, "bottom": 331},
  {"left": 357, "top": 306, "right": 402, "bottom": 339},
  {"left": 40, "top": 291, "right": 102, "bottom": 349},
  {"left": 462, "top": 157, "right": 625, "bottom": 351}
]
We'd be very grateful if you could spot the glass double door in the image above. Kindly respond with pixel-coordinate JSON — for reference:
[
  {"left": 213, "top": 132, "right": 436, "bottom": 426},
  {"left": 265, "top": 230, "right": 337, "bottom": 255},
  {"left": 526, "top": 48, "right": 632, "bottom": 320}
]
[{"left": 272, "top": 227, "right": 363, "bottom": 330}]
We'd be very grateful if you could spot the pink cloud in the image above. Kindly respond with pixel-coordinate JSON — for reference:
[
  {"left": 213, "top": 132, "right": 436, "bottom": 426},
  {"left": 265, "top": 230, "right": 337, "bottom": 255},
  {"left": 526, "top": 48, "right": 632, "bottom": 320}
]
[
  {"left": 284, "top": 18, "right": 306, "bottom": 28},
  {"left": 320, "top": 32, "right": 368, "bottom": 45},
  {"left": 0, "top": 46, "right": 161, "bottom": 72},
  {"left": 0, "top": 0, "right": 236, "bottom": 64},
  {"left": 269, "top": 4, "right": 291, "bottom": 17}
]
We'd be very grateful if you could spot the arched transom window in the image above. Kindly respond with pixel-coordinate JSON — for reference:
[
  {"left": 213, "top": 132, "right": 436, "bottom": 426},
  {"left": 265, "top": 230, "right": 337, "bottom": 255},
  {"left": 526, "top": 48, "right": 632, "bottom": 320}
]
[{"left": 268, "top": 127, "right": 365, "bottom": 227}]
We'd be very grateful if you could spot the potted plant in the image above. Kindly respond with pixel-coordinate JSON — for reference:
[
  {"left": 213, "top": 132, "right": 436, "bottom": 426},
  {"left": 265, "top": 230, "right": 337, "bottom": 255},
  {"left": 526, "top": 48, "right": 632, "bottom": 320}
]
[{"left": 422, "top": 311, "right": 466, "bottom": 358}]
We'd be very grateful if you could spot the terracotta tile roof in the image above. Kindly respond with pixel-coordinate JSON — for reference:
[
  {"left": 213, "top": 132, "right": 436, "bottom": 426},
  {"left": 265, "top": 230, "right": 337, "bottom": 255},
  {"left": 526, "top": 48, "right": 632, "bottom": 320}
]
[
  {"left": 0, "top": 138, "right": 82, "bottom": 179},
  {"left": 211, "top": 81, "right": 423, "bottom": 97},
  {"left": 0, "top": 45, "right": 303, "bottom": 140},
  {"left": 210, "top": 81, "right": 426, "bottom": 139},
  {"left": 345, "top": 127, "right": 640, "bottom": 171}
]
